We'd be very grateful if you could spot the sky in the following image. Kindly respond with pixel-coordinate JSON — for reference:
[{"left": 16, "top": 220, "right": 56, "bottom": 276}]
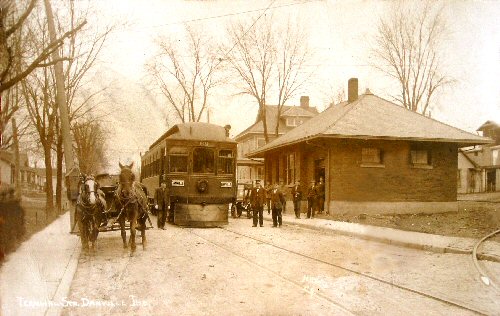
[{"left": 82, "top": 0, "right": 500, "bottom": 167}]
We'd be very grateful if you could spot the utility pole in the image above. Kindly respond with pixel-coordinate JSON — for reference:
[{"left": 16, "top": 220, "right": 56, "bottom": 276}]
[{"left": 43, "top": 0, "right": 81, "bottom": 231}]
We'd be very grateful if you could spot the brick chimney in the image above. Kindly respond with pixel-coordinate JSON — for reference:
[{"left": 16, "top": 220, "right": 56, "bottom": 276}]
[
  {"left": 300, "top": 96, "right": 309, "bottom": 109},
  {"left": 348, "top": 78, "right": 358, "bottom": 103}
]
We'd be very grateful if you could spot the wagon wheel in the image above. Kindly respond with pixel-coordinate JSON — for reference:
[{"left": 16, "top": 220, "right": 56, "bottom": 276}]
[
  {"left": 236, "top": 204, "right": 243, "bottom": 217},
  {"left": 246, "top": 205, "right": 252, "bottom": 218}
]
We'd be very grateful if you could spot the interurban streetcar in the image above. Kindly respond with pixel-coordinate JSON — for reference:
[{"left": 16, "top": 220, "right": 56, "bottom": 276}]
[{"left": 140, "top": 122, "right": 237, "bottom": 227}]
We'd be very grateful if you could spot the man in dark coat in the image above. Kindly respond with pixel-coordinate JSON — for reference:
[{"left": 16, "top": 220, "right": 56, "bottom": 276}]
[
  {"left": 291, "top": 180, "right": 303, "bottom": 218},
  {"left": 250, "top": 180, "right": 266, "bottom": 227},
  {"left": 270, "top": 183, "right": 286, "bottom": 227},
  {"left": 317, "top": 177, "right": 325, "bottom": 214},
  {"left": 154, "top": 182, "right": 170, "bottom": 229},
  {"left": 264, "top": 182, "right": 273, "bottom": 214},
  {"left": 307, "top": 180, "right": 317, "bottom": 219},
  {"left": 279, "top": 180, "right": 288, "bottom": 213}
]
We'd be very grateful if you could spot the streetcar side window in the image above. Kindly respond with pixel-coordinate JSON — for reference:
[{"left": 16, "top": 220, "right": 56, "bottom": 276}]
[
  {"left": 218, "top": 149, "right": 234, "bottom": 175},
  {"left": 169, "top": 147, "right": 188, "bottom": 173},
  {"left": 193, "top": 147, "right": 214, "bottom": 174}
]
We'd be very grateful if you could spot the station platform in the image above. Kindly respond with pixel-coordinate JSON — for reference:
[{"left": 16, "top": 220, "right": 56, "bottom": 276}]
[{"left": 261, "top": 211, "right": 500, "bottom": 263}]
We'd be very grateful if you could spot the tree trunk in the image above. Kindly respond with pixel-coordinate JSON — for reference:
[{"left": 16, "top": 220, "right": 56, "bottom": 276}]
[
  {"left": 55, "top": 132, "right": 63, "bottom": 214},
  {"left": 260, "top": 103, "right": 269, "bottom": 143},
  {"left": 43, "top": 144, "right": 54, "bottom": 217}
]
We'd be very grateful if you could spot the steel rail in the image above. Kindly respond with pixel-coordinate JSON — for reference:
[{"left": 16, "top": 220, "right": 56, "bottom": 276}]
[
  {"left": 220, "top": 226, "right": 490, "bottom": 315},
  {"left": 186, "top": 228, "right": 356, "bottom": 315},
  {"left": 472, "top": 229, "right": 500, "bottom": 291}
]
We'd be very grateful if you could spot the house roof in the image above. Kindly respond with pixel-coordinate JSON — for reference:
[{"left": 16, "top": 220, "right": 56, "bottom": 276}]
[
  {"left": 248, "top": 92, "right": 493, "bottom": 157},
  {"left": 458, "top": 149, "right": 479, "bottom": 169},
  {"left": 477, "top": 120, "right": 500, "bottom": 131},
  {"left": 235, "top": 104, "right": 318, "bottom": 141}
]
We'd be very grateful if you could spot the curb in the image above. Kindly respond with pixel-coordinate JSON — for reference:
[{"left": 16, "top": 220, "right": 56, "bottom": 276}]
[
  {"left": 263, "top": 216, "right": 500, "bottom": 263},
  {"left": 45, "top": 238, "right": 81, "bottom": 316}
]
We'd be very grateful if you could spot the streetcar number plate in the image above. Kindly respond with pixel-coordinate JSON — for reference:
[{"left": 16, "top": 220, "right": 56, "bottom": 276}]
[{"left": 172, "top": 179, "right": 185, "bottom": 187}]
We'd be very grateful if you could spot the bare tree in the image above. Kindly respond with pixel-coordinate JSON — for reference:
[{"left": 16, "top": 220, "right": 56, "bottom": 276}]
[
  {"left": 21, "top": 66, "right": 57, "bottom": 213},
  {"left": 274, "top": 19, "right": 311, "bottom": 136},
  {"left": 225, "top": 17, "right": 275, "bottom": 143},
  {"left": 51, "top": 1, "right": 113, "bottom": 212},
  {"left": 225, "top": 15, "right": 312, "bottom": 141},
  {"left": 371, "top": 1, "right": 452, "bottom": 115},
  {"left": 147, "top": 26, "right": 222, "bottom": 124},
  {"left": 321, "top": 84, "right": 346, "bottom": 109},
  {"left": 19, "top": 1, "right": 108, "bottom": 213},
  {"left": 0, "top": 0, "right": 85, "bottom": 146},
  {"left": 73, "top": 119, "right": 106, "bottom": 175}
]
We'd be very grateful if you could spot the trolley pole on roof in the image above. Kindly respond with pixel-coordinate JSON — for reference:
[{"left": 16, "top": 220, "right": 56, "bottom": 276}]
[{"left": 44, "top": 0, "right": 83, "bottom": 232}]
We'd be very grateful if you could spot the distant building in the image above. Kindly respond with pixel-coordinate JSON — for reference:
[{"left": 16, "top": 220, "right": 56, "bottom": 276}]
[
  {"left": 0, "top": 149, "right": 59, "bottom": 192},
  {"left": 248, "top": 78, "right": 492, "bottom": 215},
  {"left": 235, "top": 96, "right": 319, "bottom": 185},
  {"left": 0, "top": 150, "right": 14, "bottom": 190},
  {"left": 459, "top": 120, "right": 500, "bottom": 192}
]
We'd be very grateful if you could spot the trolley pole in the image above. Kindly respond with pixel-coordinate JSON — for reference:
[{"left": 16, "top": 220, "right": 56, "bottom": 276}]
[{"left": 43, "top": 0, "right": 83, "bottom": 232}]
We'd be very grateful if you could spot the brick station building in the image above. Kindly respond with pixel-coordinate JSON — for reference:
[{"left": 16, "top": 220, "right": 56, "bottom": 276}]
[{"left": 247, "top": 79, "right": 493, "bottom": 215}]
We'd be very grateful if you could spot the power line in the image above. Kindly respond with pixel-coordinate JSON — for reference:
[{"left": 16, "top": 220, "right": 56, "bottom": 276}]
[{"left": 125, "top": 0, "right": 320, "bottom": 30}]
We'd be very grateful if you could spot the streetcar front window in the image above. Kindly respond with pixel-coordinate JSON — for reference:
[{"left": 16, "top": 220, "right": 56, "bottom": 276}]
[
  {"left": 193, "top": 147, "right": 214, "bottom": 174},
  {"left": 169, "top": 147, "right": 188, "bottom": 173},
  {"left": 218, "top": 149, "right": 234, "bottom": 174}
]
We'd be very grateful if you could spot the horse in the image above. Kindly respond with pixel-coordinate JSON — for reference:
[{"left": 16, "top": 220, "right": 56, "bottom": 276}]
[
  {"left": 76, "top": 175, "right": 106, "bottom": 253},
  {"left": 114, "top": 162, "right": 148, "bottom": 255}
]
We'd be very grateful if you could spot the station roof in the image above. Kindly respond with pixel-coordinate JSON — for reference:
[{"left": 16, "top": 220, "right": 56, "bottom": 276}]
[{"left": 248, "top": 91, "right": 493, "bottom": 157}]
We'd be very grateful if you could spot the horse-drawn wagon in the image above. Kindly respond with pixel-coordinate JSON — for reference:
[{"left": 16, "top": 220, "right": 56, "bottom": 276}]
[{"left": 94, "top": 173, "right": 153, "bottom": 233}]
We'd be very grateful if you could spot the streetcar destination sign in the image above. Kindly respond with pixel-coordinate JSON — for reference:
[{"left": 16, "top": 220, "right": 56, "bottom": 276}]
[
  {"left": 172, "top": 179, "right": 185, "bottom": 187},
  {"left": 220, "top": 181, "right": 232, "bottom": 188}
]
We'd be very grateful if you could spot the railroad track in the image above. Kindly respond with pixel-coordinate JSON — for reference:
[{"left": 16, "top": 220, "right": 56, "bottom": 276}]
[
  {"left": 187, "top": 226, "right": 490, "bottom": 315},
  {"left": 473, "top": 229, "right": 500, "bottom": 291}
]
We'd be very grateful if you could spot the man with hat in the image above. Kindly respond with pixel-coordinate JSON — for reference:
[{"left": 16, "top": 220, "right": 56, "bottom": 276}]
[
  {"left": 291, "top": 180, "right": 303, "bottom": 218},
  {"left": 249, "top": 179, "right": 266, "bottom": 227},
  {"left": 270, "top": 183, "right": 286, "bottom": 227},
  {"left": 317, "top": 177, "right": 325, "bottom": 214},
  {"left": 154, "top": 182, "right": 170, "bottom": 229},
  {"left": 307, "top": 180, "right": 317, "bottom": 219}
]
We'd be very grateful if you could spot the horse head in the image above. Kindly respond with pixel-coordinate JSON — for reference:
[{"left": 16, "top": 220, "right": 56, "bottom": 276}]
[
  {"left": 118, "top": 162, "right": 135, "bottom": 197},
  {"left": 79, "top": 174, "right": 99, "bottom": 206}
]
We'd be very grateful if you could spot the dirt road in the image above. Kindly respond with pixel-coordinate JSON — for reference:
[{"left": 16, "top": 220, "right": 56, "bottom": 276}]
[{"left": 63, "top": 217, "right": 500, "bottom": 315}]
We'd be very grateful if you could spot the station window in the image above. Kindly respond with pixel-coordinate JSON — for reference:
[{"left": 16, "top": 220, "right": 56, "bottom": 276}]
[
  {"left": 169, "top": 147, "right": 188, "bottom": 173},
  {"left": 410, "top": 149, "right": 431, "bottom": 166},
  {"left": 193, "top": 147, "right": 215, "bottom": 174},
  {"left": 218, "top": 149, "right": 234, "bottom": 174},
  {"left": 286, "top": 153, "right": 295, "bottom": 184},
  {"left": 257, "top": 138, "right": 266, "bottom": 148},
  {"left": 361, "top": 148, "right": 383, "bottom": 164}
]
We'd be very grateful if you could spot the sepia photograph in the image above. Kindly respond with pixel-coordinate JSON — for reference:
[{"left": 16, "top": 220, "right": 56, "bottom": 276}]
[{"left": 0, "top": 0, "right": 499, "bottom": 315}]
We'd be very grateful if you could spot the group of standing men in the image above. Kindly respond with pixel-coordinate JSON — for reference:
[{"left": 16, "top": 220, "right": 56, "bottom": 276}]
[
  {"left": 291, "top": 177, "right": 325, "bottom": 219},
  {"left": 248, "top": 177, "right": 325, "bottom": 226},
  {"left": 154, "top": 177, "right": 326, "bottom": 229},
  {"left": 248, "top": 180, "right": 286, "bottom": 227}
]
